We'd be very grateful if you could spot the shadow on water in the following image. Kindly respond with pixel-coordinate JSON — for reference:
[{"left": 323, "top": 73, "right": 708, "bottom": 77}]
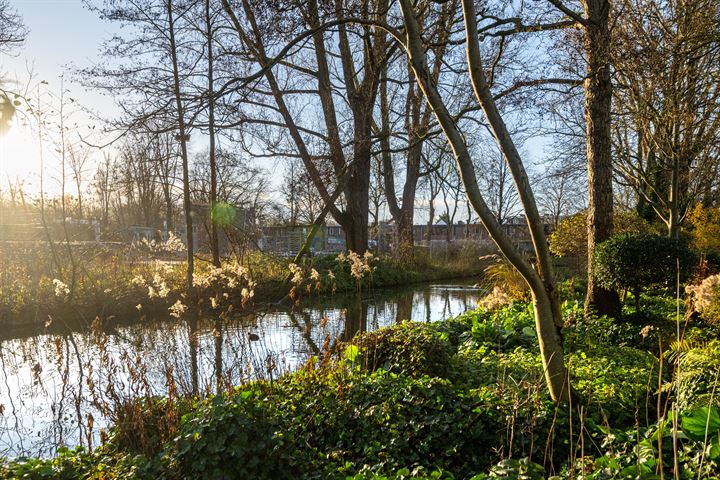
[{"left": 0, "top": 280, "right": 482, "bottom": 456}]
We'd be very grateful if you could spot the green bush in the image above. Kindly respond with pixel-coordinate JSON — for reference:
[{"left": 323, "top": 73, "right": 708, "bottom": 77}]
[
  {"left": 352, "top": 321, "right": 456, "bottom": 378},
  {"left": 666, "top": 338, "right": 720, "bottom": 410},
  {"left": 594, "top": 233, "right": 696, "bottom": 306},
  {"left": 171, "top": 389, "right": 293, "bottom": 479}
]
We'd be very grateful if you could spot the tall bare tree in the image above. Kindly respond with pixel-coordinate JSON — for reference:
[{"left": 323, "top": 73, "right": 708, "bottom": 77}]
[
  {"left": 0, "top": 0, "right": 27, "bottom": 133},
  {"left": 0, "top": 0, "right": 26, "bottom": 55},
  {"left": 612, "top": 0, "right": 720, "bottom": 238},
  {"left": 398, "top": 0, "right": 572, "bottom": 401},
  {"left": 379, "top": 0, "right": 457, "bottom": 253},
  {"left": 83, "top": 0, "right": 198, "bottom": 294},
  {"left": 221, "top": 0, "right": 391, "bottom": 252}
]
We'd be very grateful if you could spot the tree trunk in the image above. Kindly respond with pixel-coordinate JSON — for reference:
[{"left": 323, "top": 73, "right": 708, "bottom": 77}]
[
  {"left": 206, "top": 0, "right": 220, "bottom": 267},
  {"left": 167, "top": 0, "right": 194, "bottom": 296},
  {"left": 399, "top": 0, "right": 572, "bottom": 402},
  {"left": 582, "top": 0, "right": 621, "bottom": 318},
  {"left": 341, "top": 115, "right": 372, "bottom": 253}
]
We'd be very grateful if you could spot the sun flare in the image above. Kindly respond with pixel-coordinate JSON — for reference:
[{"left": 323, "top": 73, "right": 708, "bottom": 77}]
[{"left": 0, "top": 119, "right": 41, "bottom": 192}]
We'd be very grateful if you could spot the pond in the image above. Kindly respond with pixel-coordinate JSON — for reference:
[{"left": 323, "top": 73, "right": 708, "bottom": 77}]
[{"left": 0, "top": 280, "right": 482, "bottom": 457}]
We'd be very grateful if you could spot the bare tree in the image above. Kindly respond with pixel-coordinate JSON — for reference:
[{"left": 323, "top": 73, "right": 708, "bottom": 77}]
[
  {"left": 0, "top": 0, "right": 27, "bottom": 133},
  {"left": 67, "top": 142, "right": 91, "bottom": 219},
  {"left": 612, "top": 0, "right": 720, "bottom": 238},
  {"left": 92, "top": 152, "right": 114, "bottom": 230},
  {"left": 221, "top": 0, "right": 391, "bottom": 252},
  {"left": 537, "top": 165, "right": 586, "bottom": 228},
  {"left": 438, "top": 160, "right": 463, "bottom": 243},
  {"left": 398, "top": 0, "right": 572, "bottom": 401},
  {"left": 278, "top": 159, "right": 325, "bottom": 226},
  {"left": 479, "top": 151, "right": 521, "bottom": 226},
  {"left": 84, "top": 0, "right": 199, "bottom": 294},
  {"left": 379, "top": 0, "right": 457, "bottom": 253}
]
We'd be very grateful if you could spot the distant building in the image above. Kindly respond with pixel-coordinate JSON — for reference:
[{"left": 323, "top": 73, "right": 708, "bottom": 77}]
[
  {"left": 258, "top": 224, "right": 345, "bottom": 256},
  {"left": 255, "top": 217, "right": 546, "bottom": 255}
]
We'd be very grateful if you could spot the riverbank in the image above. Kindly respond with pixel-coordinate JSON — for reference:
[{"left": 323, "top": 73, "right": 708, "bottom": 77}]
[
  {"left": 0, "top": 243, "right": 487, "bottom": 329},
  {"left": 3, "top": 296, "right": 718, "bottom": 479}
]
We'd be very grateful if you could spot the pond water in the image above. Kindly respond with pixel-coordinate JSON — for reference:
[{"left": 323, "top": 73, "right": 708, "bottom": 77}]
[{"left": 0, "top": 281, "right": 482, "bottom": 457}]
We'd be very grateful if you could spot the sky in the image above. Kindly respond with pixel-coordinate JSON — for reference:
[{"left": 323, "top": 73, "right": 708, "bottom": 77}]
[
  {"left": 0, "top": 0, "right": 557, "bottom": 223},
  {"left": 0, "top": 0, "right": 117, "bottom": 196}
]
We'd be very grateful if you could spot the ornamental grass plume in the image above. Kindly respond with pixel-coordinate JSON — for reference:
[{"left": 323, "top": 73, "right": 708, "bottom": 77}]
[{"left": 479, "top": 286, "right": 512, "bottom": 310}]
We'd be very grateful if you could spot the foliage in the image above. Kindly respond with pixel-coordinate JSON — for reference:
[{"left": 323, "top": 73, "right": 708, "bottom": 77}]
[
  {"left": 594, "top": 233, "right": 696, "bottom": 299},
  {"left": 351, "top": 321, "right": 455, "bottom": 378},
  {"left": 665, "top": 339, "right": 720, "bottom": 410},
  {"left": 457, "top": 303, "right": 538, "bottom": 354},
  {"left": 569, "top": 409, "right": 720, "bottom": 479},
  {"left": 171, "top": 389, "right": 294, "bottom": 479},
  {"left": 470, "top": 458, "right": 545, "bottom": 479},
  {"left": 567, "top": 347, "right": 657, "bottom": 424},
  {"left": 555, "top": 278, "right": 586, "bottom": 303},
  {"left": 564, "top": 308, "right": 650, "bottom": 349},
  {"left": 2, "top": 298, "right": 716, "bottom": 479},
  {"left": 0, "top": 446, "right": 138, "bottom": 480},
  {"left": 687, "top": 204, "right": 720, "bottom": 254},
  {"left": 549, "top": 210, "right": 656, "bottom": 259}
]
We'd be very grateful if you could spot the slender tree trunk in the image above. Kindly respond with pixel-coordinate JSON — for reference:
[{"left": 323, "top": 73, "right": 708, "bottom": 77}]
[
  {"left": 400, "top": 0, "right": 572, "bottom": 402},
  {"left": 167, "top": 0, "right": 194, "bottom": 295},
  {"left": 668, "top": 153, "right": 681, "bottom": 239},
  {"left": 58, "top": 78, "right": 77, "bottom": 297},
  {"left": 342, "top": 112, "right": 372, "bottom": 252},
  {"left": 427, "top": 179, "right": 436, "bottom": 242},
  {"left": 206, "top": 0, "right": 220, "bottom": 266},
  {"left": 582, "top": 0, "right": 622, "bottom": 318}
]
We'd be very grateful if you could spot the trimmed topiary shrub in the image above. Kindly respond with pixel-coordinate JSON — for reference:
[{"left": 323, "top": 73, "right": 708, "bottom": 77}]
[{"left": 594, "top": 233, "right": 696, "bottom": 309}]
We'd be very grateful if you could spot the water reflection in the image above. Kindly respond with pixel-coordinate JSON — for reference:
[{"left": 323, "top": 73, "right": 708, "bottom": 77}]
[{"left": 0, "top": 281, "right": 481, "bottom": 457}]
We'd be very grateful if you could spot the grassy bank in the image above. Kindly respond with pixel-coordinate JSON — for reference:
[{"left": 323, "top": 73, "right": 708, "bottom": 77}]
[
  {"left": 0, "top": 241, "right": 486, "bottom": 328},
  {"left": 3, "top": 294, "right": 719, "bottom": 479}
]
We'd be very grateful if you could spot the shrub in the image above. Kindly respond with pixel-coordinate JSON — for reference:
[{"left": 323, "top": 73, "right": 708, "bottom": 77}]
[
  {"left": 666, "top": 339, "right": 720, "bottom": 410},
  {"left": 572, "top": 409, "right": 720, "bottom": 480},
  {"left": 549, "top": 210, "right": 656, "bottom": 260},
  {"left": 171, "top": 389, "right": 293, "bottom": 479},
  {"left": 481, "top": 255, "right": 529, "bottom": 302},
  {"left": 352, "top": 322, "right": 455, "bottom": 378},
  {"left": 594, "top": 233, "right": 696, "bottom": 308},
  {"left": 568, "top": 347, "right": 658, "bottom": 425}
]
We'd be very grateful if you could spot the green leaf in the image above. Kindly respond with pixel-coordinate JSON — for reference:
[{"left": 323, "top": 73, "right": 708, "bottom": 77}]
[
  {"left": 681, "top": 407, "right": 720, "bottom": 441},
  {"left": 344, "top": 344, "right": 360, "bottom": 363}
]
